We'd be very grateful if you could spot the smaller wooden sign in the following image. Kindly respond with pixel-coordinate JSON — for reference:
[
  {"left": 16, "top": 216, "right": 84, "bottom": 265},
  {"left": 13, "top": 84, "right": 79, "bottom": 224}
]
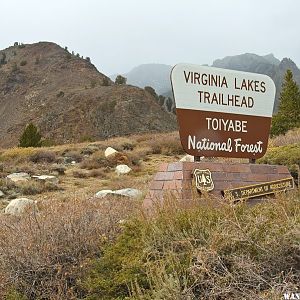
[{"left": 223, "top": 177, "right": 294, "bottom": 201}]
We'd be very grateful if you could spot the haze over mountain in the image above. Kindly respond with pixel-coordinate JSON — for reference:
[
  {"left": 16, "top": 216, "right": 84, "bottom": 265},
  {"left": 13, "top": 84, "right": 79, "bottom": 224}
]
[
  {"left": 119, "top": 54, "right": 300, "bottom": 112},
  {"left": 111, "top": 64, "right": 172, "bottom": 96},
  {"left": 0, "top": 42, "right": 176, "bottom": 148}
]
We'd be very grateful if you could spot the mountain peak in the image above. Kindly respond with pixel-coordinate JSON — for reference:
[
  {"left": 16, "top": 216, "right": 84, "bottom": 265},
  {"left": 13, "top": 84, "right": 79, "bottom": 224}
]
[{"left": 0, "top": 42, "right": 176, "bottom": 147}]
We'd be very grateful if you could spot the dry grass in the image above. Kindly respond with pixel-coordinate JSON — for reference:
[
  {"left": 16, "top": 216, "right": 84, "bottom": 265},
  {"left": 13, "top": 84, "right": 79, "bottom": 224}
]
[
  {"left": 0, "top": 196, "right": 139, "bottom": 299},
  {"left": 84, "top": 191, "right": 300, "bottom": 300},
  {"left": 270, "top": 127, "right": 300, "bottom": 147},
  {"left": 0, "top": 178, "right": 60, "bottom": 197},
  {"left": 73, "top": 168, "right": 108, "bottom": 179},
  {"left": 0, "top": 148, "right": 38, "bottom": 163},
  {"left": 0, "top": 130, "right": 299, "bottom": 299},
  {"left": 29, "top": 150, "right": 57, "bottom": 164}
]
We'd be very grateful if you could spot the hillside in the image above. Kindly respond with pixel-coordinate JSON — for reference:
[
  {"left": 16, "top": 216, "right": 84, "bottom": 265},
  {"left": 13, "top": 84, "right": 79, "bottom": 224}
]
[
  {"left": 0, "top": 129, "right": 299, "bottom": 299},
  {"left": 0, "top": 42, "right": 176, "bottom": 148}
]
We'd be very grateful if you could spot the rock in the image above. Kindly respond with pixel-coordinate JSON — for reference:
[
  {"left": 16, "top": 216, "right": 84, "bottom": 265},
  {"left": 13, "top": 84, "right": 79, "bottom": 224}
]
[
  {"left": 115, "top": 164, "right": 132, "bottom": 175},
  {"left": 179, "top": 154, "right": 194, "bottom": 162},
  {"left": 179, "top": 155, "right": 204, "bottom": 162},
  {"left": 104, "top": 147, "right": 118, "bottom": 158},
  {"left": 81, "top": 145, "right": 99, "bottom": 155},
  {"left": 95, "top": 189, "right": 114, "bottom": 198},
  {"left": 95, "top": 188, "right": 142, "bottom": 199},
  {"left": 51, "top": 164, "right": 66, "bottom": 175},
  {"left": 71, "top": 161, "right": 76, "bottom": 165},
  {"left": 0, "top": 190, "right": 4, "bottom": 198},
  {"left": 6, "top": 172, "right": 30, "bottom": 183},
  {"left": 32, "top": 175, "right": 59, "bottom": 184},
  {"left": 4, "top": 198, "right": 37, "bottom": 215},
  {"left": 114, "top": 188, "right": 142, "bottom": 198},
  {"left": 63, "top": 157, "right": 73, "bottom": 164}
]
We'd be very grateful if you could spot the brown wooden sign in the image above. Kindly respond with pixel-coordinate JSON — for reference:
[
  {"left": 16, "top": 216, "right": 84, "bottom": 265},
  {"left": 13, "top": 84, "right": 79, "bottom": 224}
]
[
  {"left": 223, "top": 177, "right": 294, "bottom": 201},
  {"left": 171, "top": 64, "right": 276, "bottom": 159}
]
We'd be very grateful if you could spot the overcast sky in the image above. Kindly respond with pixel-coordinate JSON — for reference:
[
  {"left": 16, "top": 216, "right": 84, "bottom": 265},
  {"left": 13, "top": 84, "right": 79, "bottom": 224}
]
[{"left": 1, "top": 0, "right": 299, "bottom": 75}]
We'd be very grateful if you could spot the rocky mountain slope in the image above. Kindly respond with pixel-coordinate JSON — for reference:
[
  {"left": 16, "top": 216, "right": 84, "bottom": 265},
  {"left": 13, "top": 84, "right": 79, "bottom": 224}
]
[
  {"left": 0, "top": 42, "right": 176, "bottom": 148},
  {"left": 212, "top": 53, "right": 300, "bottom": 111}
]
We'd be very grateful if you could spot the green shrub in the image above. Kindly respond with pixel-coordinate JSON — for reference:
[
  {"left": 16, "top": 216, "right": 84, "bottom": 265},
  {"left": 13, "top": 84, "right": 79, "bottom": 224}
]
[
  {"left": 81, "top": 220, "right": 147, "bottom": 299},
  {"left": 5, "top": 289, "right": 27, "bottom": 300},
  {"left": 271, "top": 70, "right": 300, "bottom": 136},
  {"left": 40, "top": 138, "right": 56, "bottom": 147},
  {"left": 0, "top": 52, "right": 6, "bottom": 65},
  {"left": 115, "top": 75, "right": 127, "bottom": 85},
  {"left": 12, "top": 62, "right": 19, "bottom": 72},
  {"left": 29, "top": 150, "right": 57, "bottom": 163},
  {"left": 144, "top": 86, "right": 158, "bottom": 99},
  {"left": 90, "top": 79, "right": 97, "bottom": 88},
  {"left": 20, "top": 60, "right": 27, "bottom": 66},
  {"left": 82, "top": 193, "right": 300, "bottom": 299},
  {"left": 56, "top": 90, "right": 64, "bottom": 98},
  {"left": 258, "top": 143, "right": 300, "bottom": 179},
  {"left": 102, "top": 77, "right": 110, "bottom": 86},
  {"left": 19, "top": 123, "right": 42, "bottom": 148}
]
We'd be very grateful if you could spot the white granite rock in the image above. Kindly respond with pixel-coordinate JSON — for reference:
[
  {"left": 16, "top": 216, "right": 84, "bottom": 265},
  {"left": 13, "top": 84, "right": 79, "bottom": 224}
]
[
  {"left": 95, "top": 189, "right": 114, "bottom": 198},
  {"left": 179, "top": 154, "right": 194, "bottom": 162},
  {"left": 115, "top": 164, "right": 132, "bottom": 175},
  {"left": 95, "top": 188, "right": 141, "bottom": 199},
  {"left": 32, "top": 175, "right": 59, "bottom": 184},
  {"left": 104, "top": 147, "right": 118, "bottom": 158},
  {"left": 7, "top": 172, "right": 30, "bottom": 183},
  {"left": 179, "top": 155, "right": 204, "bottom": 162},
  {"left": 114, "top": 188, "right": 141, "bottom": 198},
  {"left": 5, "top": 198, "right": 37, "bottom": 215}
]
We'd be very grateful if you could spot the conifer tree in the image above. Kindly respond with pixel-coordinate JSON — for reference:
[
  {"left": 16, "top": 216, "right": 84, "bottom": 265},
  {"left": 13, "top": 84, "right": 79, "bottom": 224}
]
[
  {"left": 115, "top": 75, "right": 127, "bottom": 85},
  {"left": 271, "top": 70, "right": 300, "bottom": 136},
  {"left": 19, "top": 123, "right": 42, "bottom": 147}
]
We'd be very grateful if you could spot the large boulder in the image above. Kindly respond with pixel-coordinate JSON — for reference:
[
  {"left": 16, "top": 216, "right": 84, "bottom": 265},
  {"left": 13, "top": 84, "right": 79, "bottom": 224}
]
[
  {"left": 104, "top": 147, "right": 118, "bottom": 158},
  {"left": 115, "top": 164, "right": 132, "bottom": 175},
  {"left": 114, "top": 188, "right": 141, "bottom": 198},
  {"left": 4, "top": 198, "right": 37, "bottom": 215},
  {"left": 6, "top": 172, "right": 30, "bottom": 183},
  {"left": 95, "top": 188, "right": 142, "bottom": 199}
]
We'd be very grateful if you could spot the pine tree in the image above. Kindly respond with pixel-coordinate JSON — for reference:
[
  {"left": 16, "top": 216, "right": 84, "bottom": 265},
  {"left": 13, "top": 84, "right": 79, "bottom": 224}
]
[
  {"left": 19, "top": 123, "right": 42, "bottom": 147},
  {"left": 115, "top": 75, "right": 127, "bottom": 85},
  {"left": 271, "top": 70, "right": 300, "bottom": 136}
]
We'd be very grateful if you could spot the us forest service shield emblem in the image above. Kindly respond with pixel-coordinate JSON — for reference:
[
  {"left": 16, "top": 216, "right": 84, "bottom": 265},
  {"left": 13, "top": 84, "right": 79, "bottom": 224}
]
[{"left": 193, "top": 169, "right": 214, "bottom": 192}]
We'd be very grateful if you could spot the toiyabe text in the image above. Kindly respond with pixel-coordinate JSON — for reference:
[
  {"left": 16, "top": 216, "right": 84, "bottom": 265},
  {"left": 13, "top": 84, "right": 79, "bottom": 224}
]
[{"left": 187, "top": 116, "right": 263, "bottom": 154}]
